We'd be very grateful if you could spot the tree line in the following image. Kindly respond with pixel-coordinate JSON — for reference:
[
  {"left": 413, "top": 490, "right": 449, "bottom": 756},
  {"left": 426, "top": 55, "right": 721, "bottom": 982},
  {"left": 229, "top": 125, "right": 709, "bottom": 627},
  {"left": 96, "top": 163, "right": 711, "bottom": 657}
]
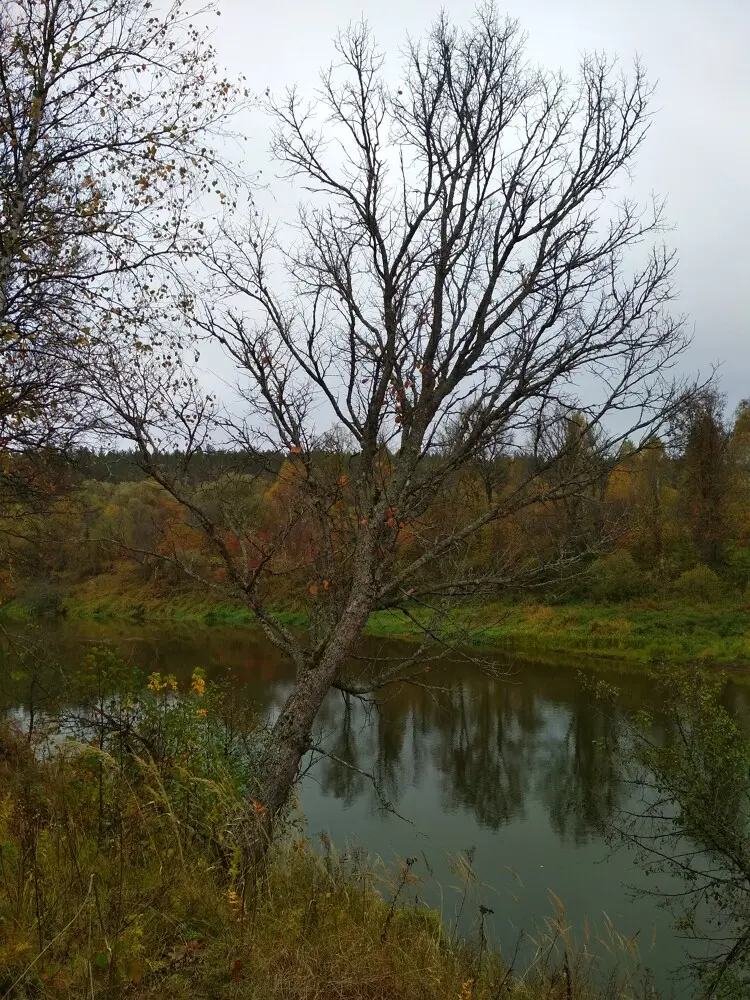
[{"left": 4, "top": 385, "right": 749, "bottom": 607}]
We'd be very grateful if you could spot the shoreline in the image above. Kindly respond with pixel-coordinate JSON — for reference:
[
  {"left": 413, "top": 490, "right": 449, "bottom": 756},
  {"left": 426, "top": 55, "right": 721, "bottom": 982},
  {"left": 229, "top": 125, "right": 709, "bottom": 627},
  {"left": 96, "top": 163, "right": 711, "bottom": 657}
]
[{"left": 7, "top": 584, "right": 750, "bottom": 673}]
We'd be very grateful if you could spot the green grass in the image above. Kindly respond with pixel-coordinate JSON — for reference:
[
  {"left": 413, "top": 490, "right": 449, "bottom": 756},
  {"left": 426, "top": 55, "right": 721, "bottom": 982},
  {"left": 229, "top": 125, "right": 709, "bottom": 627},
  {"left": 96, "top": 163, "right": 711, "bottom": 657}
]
[
  {"left": 8, "top": 564, "right": 750, "bottom": 668},
  {"left": 485, "top": 601, "right": 750, "bottom": 666},
  {"left": 360, "top": 599, "right": 750, "bottom": 668}
]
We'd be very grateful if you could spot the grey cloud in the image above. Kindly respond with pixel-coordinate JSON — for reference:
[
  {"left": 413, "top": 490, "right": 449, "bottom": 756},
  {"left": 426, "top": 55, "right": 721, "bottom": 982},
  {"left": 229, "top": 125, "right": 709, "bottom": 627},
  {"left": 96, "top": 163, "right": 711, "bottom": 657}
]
[{"left": 208, "top": 0, "right": 750, "bottom": 411}]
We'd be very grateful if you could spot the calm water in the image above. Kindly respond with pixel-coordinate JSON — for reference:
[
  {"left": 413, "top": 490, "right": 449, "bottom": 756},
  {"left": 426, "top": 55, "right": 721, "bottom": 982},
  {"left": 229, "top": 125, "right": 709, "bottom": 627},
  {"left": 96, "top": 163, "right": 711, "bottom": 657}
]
[{"left": 3, "top": 620, "right": 746, "bottom": 995}]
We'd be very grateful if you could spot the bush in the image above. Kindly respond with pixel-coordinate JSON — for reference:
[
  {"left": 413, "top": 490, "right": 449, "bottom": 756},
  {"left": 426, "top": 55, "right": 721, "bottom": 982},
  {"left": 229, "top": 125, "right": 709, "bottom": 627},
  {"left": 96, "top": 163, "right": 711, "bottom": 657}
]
[
  {"left": 589, "top": 551, "right": 646, "bottom": 602},
  {"left": 672, "top": 564, "right": 723, "bottom": 603},
  {"left": 725, "top": 542, "right": 750, "bottom": 592},
  {"left": 18, "top": 579, "right": 65, "bottom": 616}
]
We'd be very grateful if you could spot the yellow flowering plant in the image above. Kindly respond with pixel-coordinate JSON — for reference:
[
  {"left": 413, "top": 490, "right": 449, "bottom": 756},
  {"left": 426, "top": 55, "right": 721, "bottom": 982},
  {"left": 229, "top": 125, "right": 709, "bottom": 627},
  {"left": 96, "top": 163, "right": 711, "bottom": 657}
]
[
  {"left": 66, "top": 648, "right": 263, "bottom": 818},
  {"left": 190, "top": 668, "right": 206, "bottom": 696},
  {"left": 146, "top": 671, "right": 178, "bottom": 694}
]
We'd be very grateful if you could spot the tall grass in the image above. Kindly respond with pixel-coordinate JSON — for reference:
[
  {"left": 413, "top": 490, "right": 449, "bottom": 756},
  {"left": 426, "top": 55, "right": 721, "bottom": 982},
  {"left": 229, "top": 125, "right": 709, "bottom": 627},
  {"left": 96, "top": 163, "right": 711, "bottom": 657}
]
[{"left": 0, "top": 663, "right": 658, "bottom": 998}]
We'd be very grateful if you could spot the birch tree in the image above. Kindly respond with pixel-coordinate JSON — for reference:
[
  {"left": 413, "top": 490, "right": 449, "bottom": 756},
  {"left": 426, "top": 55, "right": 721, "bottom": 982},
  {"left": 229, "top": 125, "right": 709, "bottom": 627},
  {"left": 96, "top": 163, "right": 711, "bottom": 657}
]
[{"left": 0, "top": 0, "right": 244, "bottom": 448}]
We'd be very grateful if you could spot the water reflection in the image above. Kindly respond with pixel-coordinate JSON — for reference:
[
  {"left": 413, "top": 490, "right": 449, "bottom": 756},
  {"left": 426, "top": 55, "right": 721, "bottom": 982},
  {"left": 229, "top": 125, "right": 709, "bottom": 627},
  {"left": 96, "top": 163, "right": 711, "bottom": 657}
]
[
  {"left": 537, "top": 690, "right": 622, "bottom": 844},
  {"left": 431, "top": 679, "right": 530, "bottom": 829},
  {"left": 2, "top": 621, "right": 742, "bottom": 994},
  {"left": 318, "top": 698, "right": 367, "bottom": 805},
  {"left": 310, "top": 664, "right": 637, "bottom": 844},
  {"left": 0, "top": 625, "right": 654, "bottom": 843}
]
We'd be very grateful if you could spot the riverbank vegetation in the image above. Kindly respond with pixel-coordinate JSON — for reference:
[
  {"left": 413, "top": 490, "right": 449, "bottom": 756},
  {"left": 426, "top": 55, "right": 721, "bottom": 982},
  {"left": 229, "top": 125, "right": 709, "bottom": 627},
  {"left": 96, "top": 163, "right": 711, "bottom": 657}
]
[{"left": 0, "top": 660, "right": 649, "bottom": 1000}]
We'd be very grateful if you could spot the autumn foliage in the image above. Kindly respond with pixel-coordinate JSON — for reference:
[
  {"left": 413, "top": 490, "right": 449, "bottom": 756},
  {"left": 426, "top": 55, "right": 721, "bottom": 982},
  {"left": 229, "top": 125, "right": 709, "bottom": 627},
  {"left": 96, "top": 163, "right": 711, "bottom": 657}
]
[{"left": 2, "top": 395, "right": 749, "bottom": 609}]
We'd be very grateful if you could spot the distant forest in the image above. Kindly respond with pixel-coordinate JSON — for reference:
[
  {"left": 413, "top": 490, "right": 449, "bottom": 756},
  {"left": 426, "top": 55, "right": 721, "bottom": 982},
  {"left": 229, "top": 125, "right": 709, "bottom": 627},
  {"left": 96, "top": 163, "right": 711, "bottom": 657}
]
[{"left": 3, "top": 390, "right": 748, "bottom": 611}]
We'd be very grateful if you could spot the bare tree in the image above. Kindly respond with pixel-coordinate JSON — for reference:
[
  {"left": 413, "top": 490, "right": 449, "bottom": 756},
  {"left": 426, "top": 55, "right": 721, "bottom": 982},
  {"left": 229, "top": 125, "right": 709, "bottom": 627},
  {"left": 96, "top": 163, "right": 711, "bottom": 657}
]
[
  {"left": 95, "top": 7, "right": 695, "bottom": 838},
  {"left": 0, "top": 0, "right": 246, "bottom": 449}
]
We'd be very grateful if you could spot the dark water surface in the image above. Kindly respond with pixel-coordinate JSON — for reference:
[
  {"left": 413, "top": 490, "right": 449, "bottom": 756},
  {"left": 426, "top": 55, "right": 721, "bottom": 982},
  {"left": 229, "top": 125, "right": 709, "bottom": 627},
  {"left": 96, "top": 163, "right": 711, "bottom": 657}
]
[{"left": 4, "top": 620, "right": 747, "bottom": 995}]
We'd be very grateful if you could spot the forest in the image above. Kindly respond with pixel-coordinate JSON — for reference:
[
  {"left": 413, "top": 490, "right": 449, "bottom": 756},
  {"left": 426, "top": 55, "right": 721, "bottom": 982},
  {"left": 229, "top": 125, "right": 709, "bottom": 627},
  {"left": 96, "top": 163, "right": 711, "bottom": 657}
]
[{"left": 5, "top": 387, "right": 750, "bottom": 633}]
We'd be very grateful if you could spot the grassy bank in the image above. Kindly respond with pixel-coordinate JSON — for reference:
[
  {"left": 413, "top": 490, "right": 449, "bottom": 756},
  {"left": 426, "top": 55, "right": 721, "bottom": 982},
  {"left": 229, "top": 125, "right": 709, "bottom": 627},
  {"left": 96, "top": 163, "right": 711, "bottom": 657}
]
[
  {"left": 0, "top": 681, "right": 643, "bottom": 1000},
  {"left": 10, "top": 568, "right": 750, "bottom": 667},
  {"left": 52, "top": 598, "right": 750, "bottom": 670},
  {"left": 430, "top": 600, "right": 750, "bottom": 667}
]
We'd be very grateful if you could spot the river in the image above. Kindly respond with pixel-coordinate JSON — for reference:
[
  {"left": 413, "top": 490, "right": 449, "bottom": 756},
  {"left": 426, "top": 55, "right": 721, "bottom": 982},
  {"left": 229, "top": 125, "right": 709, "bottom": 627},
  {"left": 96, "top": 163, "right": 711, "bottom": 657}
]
[{"left": 3, "top": 619, "right": 746, "bottom": 996}]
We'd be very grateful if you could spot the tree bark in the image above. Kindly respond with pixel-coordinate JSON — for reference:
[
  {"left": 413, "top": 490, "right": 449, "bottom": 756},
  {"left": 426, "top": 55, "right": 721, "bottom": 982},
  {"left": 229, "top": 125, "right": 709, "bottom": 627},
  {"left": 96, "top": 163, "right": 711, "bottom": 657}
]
[{"left": 257, "top": 590, "right": 373, "bottom": 820}]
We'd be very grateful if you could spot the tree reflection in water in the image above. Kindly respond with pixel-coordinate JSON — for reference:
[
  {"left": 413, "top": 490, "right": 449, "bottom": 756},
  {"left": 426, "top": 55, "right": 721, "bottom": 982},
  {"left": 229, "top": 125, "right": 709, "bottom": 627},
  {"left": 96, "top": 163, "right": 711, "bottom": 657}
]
[{"left": 312, "top": 658, "right": 636, "bottom": 840}]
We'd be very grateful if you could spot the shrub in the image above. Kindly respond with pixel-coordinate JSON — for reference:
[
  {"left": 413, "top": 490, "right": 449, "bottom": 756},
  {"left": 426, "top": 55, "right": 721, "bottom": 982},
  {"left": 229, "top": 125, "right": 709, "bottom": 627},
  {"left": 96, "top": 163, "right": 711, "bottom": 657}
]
[
  {"left": 672, "top": 564, "right": 723, "bottom": 603},
  {"left": 725, "top": 542, "right": 750, "bottom": 592},
  {"left": 589, "top": 551, "right": 646, "bottom": 602},
  {"left": 18, "top": 579, "right": 65, "bottom": 616}
]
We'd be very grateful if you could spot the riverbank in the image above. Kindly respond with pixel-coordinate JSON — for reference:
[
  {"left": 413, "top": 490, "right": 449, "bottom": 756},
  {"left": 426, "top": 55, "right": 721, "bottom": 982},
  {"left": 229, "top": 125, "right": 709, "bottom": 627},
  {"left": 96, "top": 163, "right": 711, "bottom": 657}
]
[
  {"left": 10, "top": 571, "right": 750, "bottom": 668},
  {"left": 0, "top": 706, "right": 640, "bottom": 1000}
]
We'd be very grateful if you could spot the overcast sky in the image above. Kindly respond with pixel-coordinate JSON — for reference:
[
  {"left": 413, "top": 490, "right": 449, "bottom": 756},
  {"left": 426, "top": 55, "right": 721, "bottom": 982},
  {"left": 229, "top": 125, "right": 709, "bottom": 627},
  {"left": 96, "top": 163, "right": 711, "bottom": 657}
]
[{"left": 210, "top": 0, "right": 749, "bottom": 412}]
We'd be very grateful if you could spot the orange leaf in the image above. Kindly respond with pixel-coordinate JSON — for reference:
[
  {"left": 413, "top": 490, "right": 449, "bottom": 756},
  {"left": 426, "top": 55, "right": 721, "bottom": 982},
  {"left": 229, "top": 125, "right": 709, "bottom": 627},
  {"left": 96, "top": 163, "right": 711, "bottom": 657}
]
[
  {"left": 338, "top": 474, "right": 349, "bottom": 486},
  {"left": 308, "top": 585, "right": 318, "bottom": 595},
  {"left": 322, "top": 580, "right": 330, "bottom": 591}
]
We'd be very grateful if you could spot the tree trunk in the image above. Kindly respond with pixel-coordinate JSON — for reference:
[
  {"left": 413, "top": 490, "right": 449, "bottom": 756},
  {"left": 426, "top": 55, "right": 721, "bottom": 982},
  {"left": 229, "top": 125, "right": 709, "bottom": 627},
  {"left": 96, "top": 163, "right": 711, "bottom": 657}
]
[{"left": 249, "top": 590, "right": 373, "bottom": 852}]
